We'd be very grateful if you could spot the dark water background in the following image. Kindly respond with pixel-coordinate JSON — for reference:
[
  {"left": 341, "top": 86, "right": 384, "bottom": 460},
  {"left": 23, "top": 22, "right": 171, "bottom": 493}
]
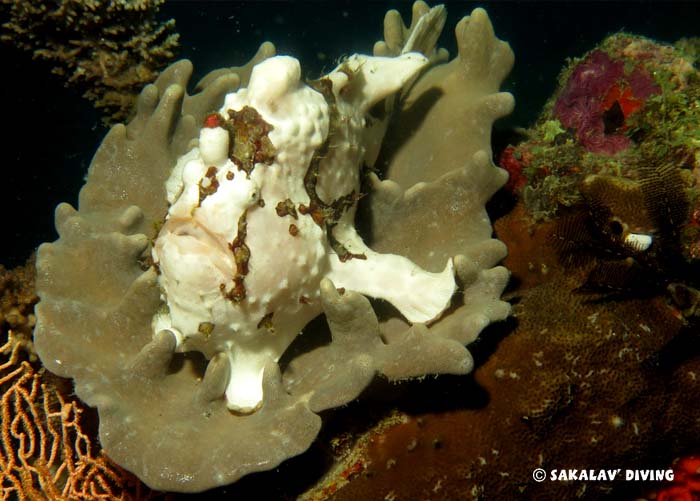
[{"left": 1, "top": 0, "right": 698, "bottom": 268}]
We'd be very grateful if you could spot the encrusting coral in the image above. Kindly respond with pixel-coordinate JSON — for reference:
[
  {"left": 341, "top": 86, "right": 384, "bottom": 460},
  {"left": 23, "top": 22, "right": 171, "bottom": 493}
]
[
  {"left": 0, "top": 0, "right": 179, "bottom": 124},
  {"left": 500, "top": 33, "right": 699, "bottom": 223},
  {"left": 32, "top": 1, "right": 513, "bottom": 492}
]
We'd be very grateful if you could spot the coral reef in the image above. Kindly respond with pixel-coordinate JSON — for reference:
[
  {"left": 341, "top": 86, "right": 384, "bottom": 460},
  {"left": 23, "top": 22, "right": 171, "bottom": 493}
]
[
  {"left": 299, "top": 199, "right": 700, "bottom": 500},
  {"left": 0, "top": 0, "right": 179, "bottom": 124},
  {"left": 501, "top": 33, "right": 699, "bottom": 222},
  {"left": 290, "top": 32, "right": 700, "bottom": 501},
  {"left": 0, "top": 258, "right": 162, "bottom": 501},
  {"left": 32, "top": 1, "right": 513, "bottom": 493}
]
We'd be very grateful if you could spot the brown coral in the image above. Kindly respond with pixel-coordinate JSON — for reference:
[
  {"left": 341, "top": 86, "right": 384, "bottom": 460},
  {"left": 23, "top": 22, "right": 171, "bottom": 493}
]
[
  {"left": 0, "top": 0, "right": 179, "bottom": 124},
  {"left": 0, "top": 258, "right": 38, "bottom": 355},
  {"left": 301, "top": 199, "right": 700, "bottom": 500}
]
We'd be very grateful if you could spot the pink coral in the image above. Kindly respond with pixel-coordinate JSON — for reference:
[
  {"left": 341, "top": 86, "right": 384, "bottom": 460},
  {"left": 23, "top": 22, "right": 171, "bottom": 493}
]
[{"left": 553, "top": 49, "right": 659, "bottom": 154}]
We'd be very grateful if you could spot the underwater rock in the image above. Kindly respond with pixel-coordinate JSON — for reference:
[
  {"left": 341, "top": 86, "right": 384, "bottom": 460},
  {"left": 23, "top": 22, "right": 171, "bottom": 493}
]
[{"left": 32, "top": 2, "right": 513, "bottom": 492}]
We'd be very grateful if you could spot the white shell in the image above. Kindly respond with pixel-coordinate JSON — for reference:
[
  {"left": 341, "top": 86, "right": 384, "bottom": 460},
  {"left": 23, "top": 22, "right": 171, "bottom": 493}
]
[{"left": 624, "top": 232, "right": 653, "bottom": 252}]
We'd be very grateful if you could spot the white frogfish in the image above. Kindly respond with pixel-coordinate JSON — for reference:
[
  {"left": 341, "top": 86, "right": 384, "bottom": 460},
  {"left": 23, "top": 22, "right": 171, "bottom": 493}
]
[{"left": 152, "top": 54, "right": 456, "bottom": 413}]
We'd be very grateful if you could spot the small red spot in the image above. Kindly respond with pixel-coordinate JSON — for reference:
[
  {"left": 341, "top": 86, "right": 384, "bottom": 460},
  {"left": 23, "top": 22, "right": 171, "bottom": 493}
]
[
  {"left": 689, "top": 207, "right": 700, "bottom": 227},
  {"left": 204, "top": 113, "right": 222, "bottom": 128},
  {"left": 602, "top": 83, "right": 643, "bottom": 122},
  {"left": 340, "top": 461, "right": 364, "bottom": 480},
  {"left": 499, "top": 146, "right": 528, "bottom": 193},
  {"left": 311, "top": 210, "right": 325, "bottom": 226}
]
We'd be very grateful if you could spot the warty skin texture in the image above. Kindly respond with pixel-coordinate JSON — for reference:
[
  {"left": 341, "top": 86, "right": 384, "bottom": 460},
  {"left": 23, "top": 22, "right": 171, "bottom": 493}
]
[{"left": 153, "top": 53, "right": 456, "bottom": 414}]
